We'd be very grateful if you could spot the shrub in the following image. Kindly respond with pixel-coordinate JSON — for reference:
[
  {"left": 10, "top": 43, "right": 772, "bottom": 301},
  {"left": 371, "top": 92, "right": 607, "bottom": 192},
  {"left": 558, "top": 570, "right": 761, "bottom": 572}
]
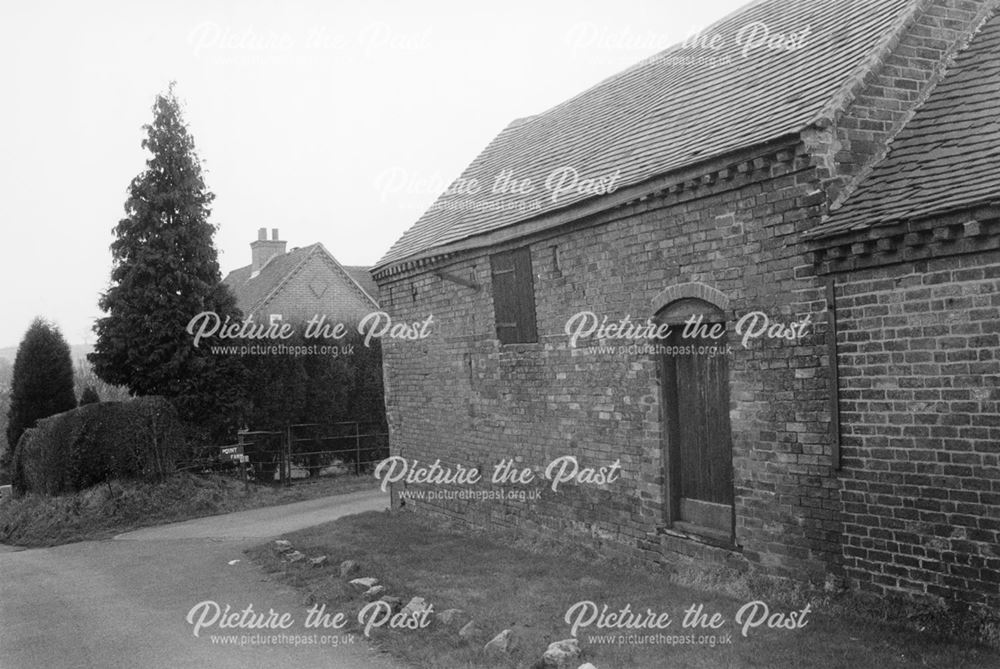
[
  {"left": 11, "top": 396, "right": 185, "bottom": 495},
  {"left": 242, "top": 329, "right": 388, "bottom": 474},
  {"left": 3, "top": 318, "right": 76, "bottom": 471},
  {"left": 78, "top": 386, "right": 100, "bottom": 406}
]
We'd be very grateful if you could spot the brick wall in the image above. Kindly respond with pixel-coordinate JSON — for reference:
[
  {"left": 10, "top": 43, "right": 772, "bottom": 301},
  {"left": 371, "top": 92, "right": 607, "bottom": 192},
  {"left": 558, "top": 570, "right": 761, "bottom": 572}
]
[
  {"left": 371, "top": 0, "right": 996, "bottom": 592},
  {"left": 377, "top": 145, "right": 842, "bottom": 580},
  {"left": 834, "top": 249, "right": 1000, "bottom": 608},
  {"left": 807, "top": 0, "right": 989, "bottom": 202},
  {"left": 257, "top": 252, "right": 376, "bottom": 326}
]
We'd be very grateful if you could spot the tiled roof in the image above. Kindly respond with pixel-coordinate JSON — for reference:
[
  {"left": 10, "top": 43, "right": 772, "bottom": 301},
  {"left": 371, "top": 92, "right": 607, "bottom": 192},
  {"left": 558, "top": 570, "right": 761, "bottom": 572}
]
[
  {"left": 375, "top": 0, "right": 913, "bottom": 269},
  {"left": 223, "top": 244, "right": 378, "bottom": 314},
  {"left": 224, "top": 246, "right": 314, "bottom": 314},
  {"left": 342, "top": 266, "right": 379, "bottom": 301},
  {"left": 810, "top": 11, "right": 1000, "bottom": 239}
]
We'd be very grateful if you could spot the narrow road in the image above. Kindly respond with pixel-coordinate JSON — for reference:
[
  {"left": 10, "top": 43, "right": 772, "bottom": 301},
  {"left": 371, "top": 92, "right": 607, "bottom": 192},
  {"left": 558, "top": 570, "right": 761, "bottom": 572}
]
[{"left": 0, "top": 489, "right": 406, "bottom": 669}]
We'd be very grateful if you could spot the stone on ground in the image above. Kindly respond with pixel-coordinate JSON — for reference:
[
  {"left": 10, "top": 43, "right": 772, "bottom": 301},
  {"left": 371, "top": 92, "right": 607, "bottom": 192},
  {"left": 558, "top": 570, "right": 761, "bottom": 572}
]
[
  {"left": 339, "top": 559, "right": 360, "bottom": 578},
  {"left": 542, "top": 638, "right": 581, "bottom": 667},
  {"left": 349, "top": 577, "right": 379, "bottom": 589},
  {"left": 458, "top": 620, "right": 478, "bottom": 639},
  {"left": 401, "top": 596, "right": 430, "bottom": 616},
  {"left": 363, "top": 585, "right": 386, "bottom": 600},
  {"left": 436, "top": 608, "right": 465, "bottom": 625},
  {"left": 484, "top": 629, "right": 513, "bottom": 654}
]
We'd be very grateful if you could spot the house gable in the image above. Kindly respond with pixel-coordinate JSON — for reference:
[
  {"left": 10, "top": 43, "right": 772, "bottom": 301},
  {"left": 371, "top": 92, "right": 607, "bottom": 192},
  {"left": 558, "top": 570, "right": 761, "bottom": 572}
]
[{"left": 223, "top": 243, "right": 379, "bottom": 326}]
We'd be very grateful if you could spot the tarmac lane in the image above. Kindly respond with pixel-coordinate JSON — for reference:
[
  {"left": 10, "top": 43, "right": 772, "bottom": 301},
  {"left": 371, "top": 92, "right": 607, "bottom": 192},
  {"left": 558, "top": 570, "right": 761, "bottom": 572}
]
[{"left": 0, "top": 489, "right": 405, "bottom": 669}]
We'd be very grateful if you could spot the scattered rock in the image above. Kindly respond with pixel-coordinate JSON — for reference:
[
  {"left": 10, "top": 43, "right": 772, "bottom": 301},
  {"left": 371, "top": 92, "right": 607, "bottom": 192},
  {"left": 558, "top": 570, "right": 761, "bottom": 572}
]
[
  {"left": 379, "top": 596, "right": 403, "bottom": 613},
  {"left": 274, "top": 540, "right": 293, "bottom": 553},
  {"left": 435, "top": 608, "right": 465, "bottom": 625},
  {"left": 339, "top": 560, "right": 360, "bottom": 578},
  {"left": 483, "top": 629, "right": 513, "bottom": 654},
  {"left": 458, "top": 620, "right": 479, "bottom": 639},
  {"left": 824, "top": 573, "right": 845, "bottom": 593},
  {"left": 285, "top": 550, "right": 306, "bottom": 563},
  {"left": 401, "top": 596, "right": 429, "bottom": 617},
  {"left": 309, "top": 555, "right": 329, "bottom": 568},
  {"left": 577, "top": 664, "right": 598, "bottom": 669},
  {"left": 363, "top": 585, "right": 386, "bottom": 600},
  {"left": 542, "top": 638, "right": 581, "bottom": 667},
  {"left": 349, "top": 577, "right": 379, "bottom": 590}
]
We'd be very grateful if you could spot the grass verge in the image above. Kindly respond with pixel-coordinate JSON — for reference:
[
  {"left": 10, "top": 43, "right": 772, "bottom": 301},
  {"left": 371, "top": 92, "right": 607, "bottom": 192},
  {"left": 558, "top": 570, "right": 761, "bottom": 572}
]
[
  {"left": 0, "top": 472, "right": 377, "bottom": 547},
  {"left": 247, "top": 510, "right": 1000, "bottom": 669}
]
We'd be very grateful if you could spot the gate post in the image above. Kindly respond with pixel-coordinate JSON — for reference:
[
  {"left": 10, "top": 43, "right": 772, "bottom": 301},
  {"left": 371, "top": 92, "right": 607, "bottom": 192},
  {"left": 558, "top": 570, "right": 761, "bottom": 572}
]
[
  {"left": 284, "top": 425, "right": 292, "bottom": 487},
  {"left": 355, "top": 422, "right": 361, "bottom": 476}
]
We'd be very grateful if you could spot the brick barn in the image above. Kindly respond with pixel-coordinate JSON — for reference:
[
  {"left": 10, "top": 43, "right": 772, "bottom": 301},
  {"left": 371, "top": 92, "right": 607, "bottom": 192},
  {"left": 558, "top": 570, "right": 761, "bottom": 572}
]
[{"left": 372, "top": 0, "right": 1000, "bottom": 612}]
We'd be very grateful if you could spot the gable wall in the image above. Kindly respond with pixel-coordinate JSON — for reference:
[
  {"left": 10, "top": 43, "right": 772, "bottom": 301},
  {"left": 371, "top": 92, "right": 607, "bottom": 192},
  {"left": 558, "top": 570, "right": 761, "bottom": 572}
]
[
  {"left": 811, "top": 0, "right": 989, "bottom": 202},
  {"left": 255, "top": 252, "right": 377, "bottom": 327}
]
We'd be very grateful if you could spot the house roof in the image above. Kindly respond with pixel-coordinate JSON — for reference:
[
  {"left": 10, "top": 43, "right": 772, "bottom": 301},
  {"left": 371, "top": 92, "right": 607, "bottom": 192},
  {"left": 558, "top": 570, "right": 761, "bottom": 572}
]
[
  {"left": 375, "top": 0, "right": 915, "bottom": 270},
  {"left": 224, "top": 245, "right": 311, "bottom": 313},
  {"left": 342, "top": 266, "right": 379, "bottom": 300},
  {"left": 809, "top": 10, "right": 1000, "bottom": 239},
  {"left": 223, "top": 244, "right": 378, "bottom": 314}
]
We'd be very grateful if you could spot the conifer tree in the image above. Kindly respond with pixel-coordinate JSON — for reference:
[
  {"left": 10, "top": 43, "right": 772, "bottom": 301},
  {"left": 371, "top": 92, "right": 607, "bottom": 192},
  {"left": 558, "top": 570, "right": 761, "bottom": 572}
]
[
  {"left": 3, "top": 318, "right": 76, "bottom": 467},
  {"left": 90, "top": 84, "right": 245, "bottom": 440}
]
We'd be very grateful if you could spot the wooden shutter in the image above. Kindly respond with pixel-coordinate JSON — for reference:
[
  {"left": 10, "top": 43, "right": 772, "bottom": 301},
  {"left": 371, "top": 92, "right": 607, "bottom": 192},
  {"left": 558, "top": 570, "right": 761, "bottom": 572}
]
[{"left": 490, "top": 247, "right": 538, "bottom": 344}]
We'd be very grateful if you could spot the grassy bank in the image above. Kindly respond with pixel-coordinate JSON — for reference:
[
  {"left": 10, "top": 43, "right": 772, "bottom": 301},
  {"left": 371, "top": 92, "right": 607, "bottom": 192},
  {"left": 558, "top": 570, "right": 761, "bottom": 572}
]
[
  {"left": 0, "top": 472, "right": 377, "bottom": 547},
  {"left": 248, "top": 511, "right": 1000, "bottom": 669}
]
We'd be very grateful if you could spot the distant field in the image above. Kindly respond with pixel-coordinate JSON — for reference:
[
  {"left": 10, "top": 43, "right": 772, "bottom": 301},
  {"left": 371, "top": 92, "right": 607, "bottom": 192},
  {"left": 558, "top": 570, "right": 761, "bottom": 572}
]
[{"left": 0, "top": 343, "right": 93, "bottom": 364}]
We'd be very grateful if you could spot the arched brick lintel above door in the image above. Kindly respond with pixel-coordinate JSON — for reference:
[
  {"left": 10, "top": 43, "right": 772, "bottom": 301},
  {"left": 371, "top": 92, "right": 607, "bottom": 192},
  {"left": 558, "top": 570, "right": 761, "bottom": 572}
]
[{"left": 651, "top": 282, "right": 730, "bottom": 315}]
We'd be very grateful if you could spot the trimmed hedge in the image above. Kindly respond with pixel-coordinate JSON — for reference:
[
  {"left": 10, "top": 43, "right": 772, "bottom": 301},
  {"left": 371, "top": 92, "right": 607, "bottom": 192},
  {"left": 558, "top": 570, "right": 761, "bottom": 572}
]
[{"left": 11, "top": 397, "right": 184, "bottom": 495}]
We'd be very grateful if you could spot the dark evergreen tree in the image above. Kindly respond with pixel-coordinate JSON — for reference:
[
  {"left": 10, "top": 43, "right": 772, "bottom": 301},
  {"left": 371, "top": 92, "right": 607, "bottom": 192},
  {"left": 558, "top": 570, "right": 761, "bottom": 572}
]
[
  {"left": 89, "top": 84, "right": 245, "bottom": 441},
  {"left": 3, "top": 319, "right": 77, "bottom": 467},
  {"left": 78, "top": 386, "right": 100, "bottom": 405}
]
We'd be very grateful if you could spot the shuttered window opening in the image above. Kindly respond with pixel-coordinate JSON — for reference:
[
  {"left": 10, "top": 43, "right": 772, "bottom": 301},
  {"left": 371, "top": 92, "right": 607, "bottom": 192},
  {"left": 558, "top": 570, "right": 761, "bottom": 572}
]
[{"left": 490, "top": 247, "right": 538, "bottom": 344}]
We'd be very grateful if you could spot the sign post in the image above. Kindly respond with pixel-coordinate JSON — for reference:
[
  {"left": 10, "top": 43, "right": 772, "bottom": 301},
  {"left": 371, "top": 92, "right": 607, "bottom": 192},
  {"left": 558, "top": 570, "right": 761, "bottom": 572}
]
[
  {"left": 220, "top": 445, "right": 249, "bottom": 492},
  {"left": 240, "top": 454, "right": 248, "bottom": 491}
]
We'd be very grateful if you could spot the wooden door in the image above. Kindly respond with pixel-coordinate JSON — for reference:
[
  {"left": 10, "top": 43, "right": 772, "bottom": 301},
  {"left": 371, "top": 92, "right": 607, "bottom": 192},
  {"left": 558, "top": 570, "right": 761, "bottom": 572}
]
[{"left": 663, "top": 325, "right": 734, "bottom": 539}]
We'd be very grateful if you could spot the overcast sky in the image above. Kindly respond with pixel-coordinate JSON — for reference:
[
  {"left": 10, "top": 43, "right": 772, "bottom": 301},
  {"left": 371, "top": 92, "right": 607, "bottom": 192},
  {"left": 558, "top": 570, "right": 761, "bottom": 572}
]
[{"left": 0, "top": 0, "right": 747, "bottom": 348}]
